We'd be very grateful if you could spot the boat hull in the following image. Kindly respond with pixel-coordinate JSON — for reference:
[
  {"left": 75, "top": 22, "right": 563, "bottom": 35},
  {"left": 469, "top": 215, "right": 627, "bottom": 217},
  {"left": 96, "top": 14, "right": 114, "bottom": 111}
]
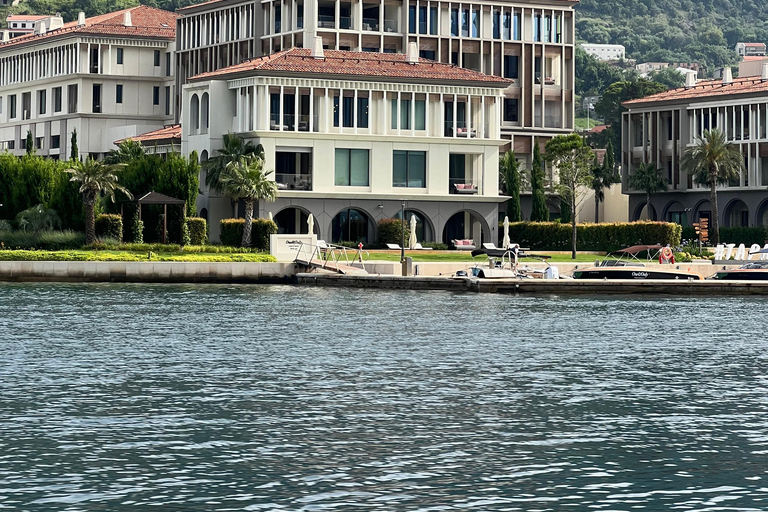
[
  {"left": 713, "top": 269, "right": 768, "bottom": 280},
  {"left": 573, "top": 268, "right": 702, "bottom": 280}
]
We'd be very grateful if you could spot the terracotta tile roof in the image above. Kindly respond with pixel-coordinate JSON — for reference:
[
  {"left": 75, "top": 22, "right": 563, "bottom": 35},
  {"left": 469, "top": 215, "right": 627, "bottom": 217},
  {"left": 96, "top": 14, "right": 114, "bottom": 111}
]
[
  {"left": 743, "top": 43, "right": 766, "bottom": 47},
  {"left": 116, "top": 125, "right": 181, "bottom": 145},
  {"left": 0, "top": 6, "right": 176, "bottom": 50},
  {"left": 743, "top": 55, "right": 768, "bottom": 62},
  {"left": 623, "top": 76, "right": 768, "bottom": 107},
  {"left": 589, "top": 124, "right": 609, "bottom": 134},
  {"left": 190, "top": 48, "right": 511, "bottom": 85}
]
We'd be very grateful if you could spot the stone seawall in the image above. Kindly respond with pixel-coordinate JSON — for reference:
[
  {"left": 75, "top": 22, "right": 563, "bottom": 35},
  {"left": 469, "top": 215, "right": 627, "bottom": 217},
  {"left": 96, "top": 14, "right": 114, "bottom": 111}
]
[{"left": 0, "top": 261, "right": 297, "bottom": 284}]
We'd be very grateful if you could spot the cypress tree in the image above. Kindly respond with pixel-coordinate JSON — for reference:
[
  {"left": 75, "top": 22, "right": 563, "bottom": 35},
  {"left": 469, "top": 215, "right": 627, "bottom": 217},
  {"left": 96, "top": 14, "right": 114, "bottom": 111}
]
[
  {"left": 530, "top": 139, "right": 549, "bottom": 221},
  {"left": 25, "top": 131, "right": 34, "bottom": 155},
  {"left": 499, "top": 150, "right": 522, "bottom": 221},
  {"left": 70, "top": 129, "right": 78, "bottom": 161}
]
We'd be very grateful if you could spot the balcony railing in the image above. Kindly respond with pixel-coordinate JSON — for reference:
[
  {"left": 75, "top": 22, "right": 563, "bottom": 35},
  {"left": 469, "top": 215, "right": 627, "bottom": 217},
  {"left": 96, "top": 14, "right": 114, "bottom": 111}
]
[
  {"left": 362, "top": 17, "right": 379, "bottom": 31},
  {"left": 276, "top": 173, "right": 312, "bottom": 191},
  {"left": 383, "top": 19, "right": 398, "bottom": 32},
  {"left": 270, "top": 114, "right": 317, "bottom": 131},
  {"left": 317, "top": 15, "right": 352, "bottom": 29}
]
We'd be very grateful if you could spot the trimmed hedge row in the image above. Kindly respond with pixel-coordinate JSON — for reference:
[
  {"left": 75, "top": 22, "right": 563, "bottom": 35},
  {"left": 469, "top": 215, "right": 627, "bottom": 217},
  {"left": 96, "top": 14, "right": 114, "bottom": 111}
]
[
  {"left": 187, "top": 217, "right": 207, "bottom": 245},
  {"left": 220, "top": 218, "right": 278, "bottom": 250},
  {"left": 96, "top": 214, "right": 123, "bottom": 241},
  {"left": 0, "top": 230, "right": 85, "bottom": 250},
  {"left": 377, "top": 218, "right": 409, "bottom": 246},
  {"left": 504, "top": 221, "right": 682, "bottom": 251},
  {"left": 0, "top": 250, "right": 277, "bottom": 262},
  {"left": 682, "top": 226, "right": 768, "bottom": 246}
]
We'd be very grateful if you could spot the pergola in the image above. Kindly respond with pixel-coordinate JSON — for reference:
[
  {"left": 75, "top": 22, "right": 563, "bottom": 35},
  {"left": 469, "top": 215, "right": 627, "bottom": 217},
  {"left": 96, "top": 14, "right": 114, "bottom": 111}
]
[{"left": 123, "top": 191, "right": 187, "bottom": 244}]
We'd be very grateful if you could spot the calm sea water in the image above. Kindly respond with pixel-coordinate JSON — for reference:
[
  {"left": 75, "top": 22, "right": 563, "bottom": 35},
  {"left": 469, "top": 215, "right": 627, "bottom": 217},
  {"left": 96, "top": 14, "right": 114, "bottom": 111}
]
[{"left": 1, "top": 283, "right": 768, "bottom": 511}]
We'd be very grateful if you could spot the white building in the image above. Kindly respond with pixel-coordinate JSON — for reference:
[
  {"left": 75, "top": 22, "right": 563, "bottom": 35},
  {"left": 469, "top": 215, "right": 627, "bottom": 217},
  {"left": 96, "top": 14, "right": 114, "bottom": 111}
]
[
  {"left": 5, "top": 15, "right": 64, "bottom": 39},
  {"left": 581, "top": 43, "right": 625, "bottom": 62},
  {"left": 182, "top": 43, "right": 510, "bottom": 244},
  {"left": 175, "top": 0, "right": 578, "bottom": 169},
  {"left": 736, "top": 42, "right": 766, "bottom": 58},
  {"left": 622, "top": 66, "right": 768, "bottom": 227},
  {"left": 0, "top": 6, "right": 177, "bottom": 159}
]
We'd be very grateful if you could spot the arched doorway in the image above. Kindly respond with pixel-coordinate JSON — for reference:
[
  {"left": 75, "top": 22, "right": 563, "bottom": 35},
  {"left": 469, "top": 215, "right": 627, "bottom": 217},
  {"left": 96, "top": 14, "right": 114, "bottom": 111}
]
[
  {"left": 663, "top": 201, "right": 687, "bottom": 225},
  {"left": 633, "top": 202, "right": 657, "bottom": 221},
  {"left": 693, "top": 200, "right": 712, "bottom": 223},
  {"left": 393, "top": 209, "right": 434, "bottom": 242},
  {"left": 442, "top": 210, "right": 489, "bottom": 246},
  {"left": 274, "top": 207, "right": 317, "bottom": 235},
  {"left": 199, "top": 208, "right": 208, "bottom": 221},
  {"left": 757, "top": 199, "right": 768, "bottom": 227},
  {"left": 189, "top": 94, "right": 199, "bottom": 134},
  {"left": 723, "top": 199, "right": 749, "bottom": 227},
  {"left": 201, "top": 93, "right": 210, "bottom": 134},
  {"left": 332, "top": 208, "right": 373, "bottom": 244}
]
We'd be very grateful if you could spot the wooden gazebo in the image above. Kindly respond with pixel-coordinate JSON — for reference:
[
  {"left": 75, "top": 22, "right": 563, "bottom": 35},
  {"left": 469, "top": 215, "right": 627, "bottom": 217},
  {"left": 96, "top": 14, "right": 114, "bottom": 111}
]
[{"left": 124, "top": 191, "right": 187, "bottom": 244}]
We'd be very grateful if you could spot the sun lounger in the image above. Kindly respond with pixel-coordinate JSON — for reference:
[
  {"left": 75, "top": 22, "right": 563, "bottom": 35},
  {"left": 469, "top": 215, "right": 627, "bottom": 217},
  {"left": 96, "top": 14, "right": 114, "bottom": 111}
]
[
  {"left": 386, "top": 243, "right": 402, "bottom": 250},
  {"left": 413, "top": 243, "right": 433, "bottom": 250}
]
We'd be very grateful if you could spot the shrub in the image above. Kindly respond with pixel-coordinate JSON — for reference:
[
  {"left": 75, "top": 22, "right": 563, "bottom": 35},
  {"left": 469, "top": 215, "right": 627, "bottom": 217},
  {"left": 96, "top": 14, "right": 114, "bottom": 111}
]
[
  {"left": 252, "top": 218, "right": 277, "bottom": 251},
  {"left": 0, "top": 230, "right": 85, "bottom": 250},
  {"left": 378, "top": 218, "right": 408, "bottom": 245},
  {"left": 505, "top": 221, "right": 681, "bottom": 251},
  {"left": 127, "top": 206, "right": 144, "bottom": 244},
  {"left": 423, "top": 242, "right": 448, "bottom": 250},
  {"left": 187, "top": 217, "right": 207, "bottom": 245},
  {"left": 719, "top": 227, "right": 768, "bottom": 246},
  {"left": 0, "top": 220, "right": 12, "bottom": 231},
  {"left": 220, "top": 218, "right": 245, "bottom": 247},
  {"left": 95, "top": 214, "right": 123, "bottom": 242},
  {"left": 16, "top": 204, "right": 60, "bottom": 234},
  {"left": 0, "top": 249, "right": 277, "bottom": 262}
]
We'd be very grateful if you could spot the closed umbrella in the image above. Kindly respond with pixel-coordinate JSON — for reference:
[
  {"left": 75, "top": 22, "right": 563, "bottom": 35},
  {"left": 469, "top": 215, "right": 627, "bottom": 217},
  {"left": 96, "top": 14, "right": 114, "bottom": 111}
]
[
  {"left": 268, "top": 212, "right": 273, "bottom": 222},
  {"left": 307, "top": 213, "right": 314, "bottom": 235},
  {"left": 502, "top": 216, "right": 510, "bottom": 249},
  {"left": 409, "top": 214, "right": 417, "bottom": 250}
]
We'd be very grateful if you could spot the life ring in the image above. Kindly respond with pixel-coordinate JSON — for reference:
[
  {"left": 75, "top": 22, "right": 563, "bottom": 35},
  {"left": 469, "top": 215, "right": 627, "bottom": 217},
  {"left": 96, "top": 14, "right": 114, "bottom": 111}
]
[{"left": 660, "top": 246, "right": 674, "bottom": 263}]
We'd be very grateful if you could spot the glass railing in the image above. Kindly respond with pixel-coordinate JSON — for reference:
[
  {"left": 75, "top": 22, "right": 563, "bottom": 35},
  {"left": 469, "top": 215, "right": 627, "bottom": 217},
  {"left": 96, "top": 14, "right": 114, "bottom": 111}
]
[
  {"left": 544, "top": 116, "right": 561, "bottom": 128},
  {"left": 276, "top": 173, "right": 312, "bottom": 191},
  {"left": 270, "top": 114, "right": 318, "bottom": 131},
  {"left": 449, "top": 178, "right": 478, "bottom": 194},
  {"left": 318, "top": 15, "right": 335, "bottom": 28},
  {"left": 362, "top": 17, "right": 379, "bottom": 31},
  {"left": 383, "top": 19, "right": 398, "bottom": 32},
  {"left": 339, "top": 16, "right": 352, "bottom": 29}
]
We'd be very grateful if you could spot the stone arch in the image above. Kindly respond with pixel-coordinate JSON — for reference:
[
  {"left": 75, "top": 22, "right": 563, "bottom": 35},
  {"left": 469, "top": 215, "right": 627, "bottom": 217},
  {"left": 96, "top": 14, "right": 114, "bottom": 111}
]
[
  {"left": 189, "top": 93, "right": 200, "bottom": 134},
  {"left": 393, "top": 208, "right": 435, "bottom": 243},
  {"left": 330, "top": 206, "right": 375, "bottom": 244},
  {"left": 662, "top": 201, "right": 687, "bottom": 224},
  {"left": 723, "top": 198, "right": 749, "bottom": 227},
  {"left": 756, "top": 199, "right": 768, "bottom": 228},
  {"left": 274, "top": 206, "right": 318, "bottom": 235},
  {"left": 442, "top": 209, "right": 491, "bottom": 247},
  {"left": 632, "top": 202, "right": 657, "bottom": 221},
  {"left": 693, "top": 199, "right": 712, "bottom": 223}
]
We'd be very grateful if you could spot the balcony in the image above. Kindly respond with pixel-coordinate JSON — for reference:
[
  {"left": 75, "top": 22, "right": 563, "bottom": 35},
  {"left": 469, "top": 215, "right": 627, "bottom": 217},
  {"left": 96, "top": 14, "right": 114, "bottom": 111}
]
[
  {"left": 362, "top": 17, "right": 379, "bottom": 31},
  {"left": 450, "top": 180, "right": 478, "bottom": 194},
  {"left": 317, "top": 15, "right": 352, "bottom": 29},
  {"left": 383, "top": 19, "right": 398, "bottom": 32},
  {"left": 270, "top": 114, "right": 317, "bottom": 132},
  {"left": 276, "top": 173, "right": 312, "bottom": 191}
]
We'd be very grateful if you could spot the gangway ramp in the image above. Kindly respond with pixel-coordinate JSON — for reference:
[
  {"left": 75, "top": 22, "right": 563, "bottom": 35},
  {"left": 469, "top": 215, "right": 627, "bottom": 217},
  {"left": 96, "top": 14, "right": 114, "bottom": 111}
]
[{"left": 294, "top": 241, "right": 368, "bottom": 275}]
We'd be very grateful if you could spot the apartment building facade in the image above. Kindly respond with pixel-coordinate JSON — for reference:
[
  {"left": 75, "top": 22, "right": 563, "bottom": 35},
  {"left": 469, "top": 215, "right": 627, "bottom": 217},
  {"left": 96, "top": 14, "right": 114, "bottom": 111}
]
[
  {"left": 175, "top": 0, "right": 577, "bottom": 164},
  {"left": 621, "top": 69, "right": 768, "bottom": 228},
  {"left": 581, "top": 43, "right": 624, "bottom": 62},
  {"left": 0, "top": 6, "right": 177, "bottom": 160},
  {"left": 182, "top": 45, "right": 510, "bottom": 244}
]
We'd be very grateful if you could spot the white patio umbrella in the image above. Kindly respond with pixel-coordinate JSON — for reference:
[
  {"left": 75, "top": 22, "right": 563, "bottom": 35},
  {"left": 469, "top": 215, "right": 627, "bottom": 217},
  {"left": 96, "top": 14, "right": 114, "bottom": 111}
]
[
  {"left": 409, "top": 214, "right": 417, "bottom": 250},
  {"left": 307, "top": 213, "right": 314, "bottom": 235},
  {"left": 268, "top": 211, "right": 273, "bottom": 222},
  {"left": 502, "top": 216, "right": 510, "bottom": 249}
]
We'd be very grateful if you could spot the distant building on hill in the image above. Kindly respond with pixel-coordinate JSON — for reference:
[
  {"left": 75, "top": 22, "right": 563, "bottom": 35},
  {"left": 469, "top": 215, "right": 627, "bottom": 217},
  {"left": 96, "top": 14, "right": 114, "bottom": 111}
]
[
  {"left": 4, "top": 14, "right": 64, "bottom": 39},
  {"left": 736, "top": 42, "right": 766, "bottom": 58},
  {"left": 581, "top": 43, "right": 625, "bottom": 61},
  {"left": 636, "top": 61, "right": 700, "bottom": 78},
  {"left": 739, "top": 55, "right": 768, "bottom": 77}
]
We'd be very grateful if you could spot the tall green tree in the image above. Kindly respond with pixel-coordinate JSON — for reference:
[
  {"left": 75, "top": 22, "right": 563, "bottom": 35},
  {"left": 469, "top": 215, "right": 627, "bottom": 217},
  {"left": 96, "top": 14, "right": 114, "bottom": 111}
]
[
  {"left": 546, "top": 134, "right": 594, "bottom": 259},
  {"left": 591, "top": 143, "right": 619, "bottom": 223},
  {"left": 25, "top": 131, "right": 34, "bottom": 155},
  {"left": 104, "top": 139, "right": 145, "bottom": 164},
  {"left": 70, "top": 129, "right": 79, "bottom": 161},
  {"left": 499, "top": 150, "right": 522, "bottom": 222},
  {"left": 628, "top": 162, "right": 668, "bottom": 221},
  {"left": 680, "top": 128, "right": 744, "bottom": 245},
  {"left": 203, "top": 134, "right": 261, "bottom": 193},
  {"left": 64, "top": 159, "right": 133, "bottom": 245},
  {"left": 218, "top": 155, "right": 278, "bottom": 247},
  {"left": 530, "top": 139, "right": 549, "bottom": 222}
]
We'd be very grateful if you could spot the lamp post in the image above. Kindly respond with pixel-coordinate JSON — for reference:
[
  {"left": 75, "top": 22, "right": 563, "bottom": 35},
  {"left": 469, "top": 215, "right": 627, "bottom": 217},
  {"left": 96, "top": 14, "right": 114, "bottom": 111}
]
[{"left": 400, "top": 200, "right": 406, "bottom": 263}]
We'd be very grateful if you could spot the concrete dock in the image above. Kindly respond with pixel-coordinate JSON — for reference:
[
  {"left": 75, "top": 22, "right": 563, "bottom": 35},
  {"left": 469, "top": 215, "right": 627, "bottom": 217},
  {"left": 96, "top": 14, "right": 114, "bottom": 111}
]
[{"left": 296, "top": 273, "right": 768, "bottom": 295}]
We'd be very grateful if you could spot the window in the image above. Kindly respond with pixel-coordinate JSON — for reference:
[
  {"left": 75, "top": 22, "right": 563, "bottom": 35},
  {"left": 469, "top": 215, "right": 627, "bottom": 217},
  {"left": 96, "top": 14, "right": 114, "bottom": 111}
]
[
  {"left": 493, "top": 10, "right": 500, "bottom": 39},
  {"left": 342, "top": 96, "right": 354, "bottom": 127},
  {"left": 117, "top": 48, "right": 123, "bottom": 65},
  {"left": 503, "top": 12, "right": 511, "bottom": 40},
  {"left": 335, "top": 149, "right": 369, "bottom": 186},
  {"left": 92, "top": 84, "right": 101, "bottom": 113},
  {"left": 429, "top": 7, "right": 437, "bottom": 34},
  {"left": 53, "top": 87, "right": 62, "bottom": 112},
  {"left": 38, "top": 89, "right": 46, "bottom": 115},
  {"left": 393, "top": 150, "right": 426, "bottom": 187},
  {"left": 275, "top": 5, "right": 281, "bottom": 32},
  {"left": 461, "top": 8, "right": 469, "bottom": 36},
  {"left": 51, "top": 135, "right": 60, "bottom": 149},
  {"left": 153, "top": 86, "right": 160, "bottom": 105},
  {"left": 166, "top": 53, "right": 172, "bottom": 76},
  {"left": 116, "top": 84, "right": 123, "bottom": 104},
  {"left": 357, "top": 97, "right": 369, "bottom": 128},
  {"left": 153, "top": 50, "right": 160, "bottom": 66},
  {"left": 0, "top": 96, "right": 2, "bottom": 114},
  {"left": 503, "top": 98, "right": 518, "bottom": 122},
  {"left": 420, "top": 50, "right": 435, "bottom": 60},
  {"left": 35, "top": 137, "right": 43, "bottom": 149},
  {"left": 513, "top": 11, "right": 520, "bottom": 40},
  {"left": 471, "top": 9, "right": 479, "bottom": 37},
  {"left": 415, "top": 100, "right": 425, "bottom": 130},
  {"left": 408, "top": 5, "right": 416, "bottom": 33},
  {"left": 418, "top": 6, "right": 427, "bottom": 34},
  {"left": 391, "top": 99, "right": 412, "bottom": 130},
  {"left": 534, "top": 14, "right": 542, "bottom": 42},
  {"left": 165, "top": 86, "right": 171, "bottom": 116},
  {"left": 451, "top": 9, "right": 458, "bottom": 36},
  {"left": 67, "top": 84, "right": 78, "bottom": 113},
  {"left": 503, "top": 55, "right": 519, "bottom": 79}
]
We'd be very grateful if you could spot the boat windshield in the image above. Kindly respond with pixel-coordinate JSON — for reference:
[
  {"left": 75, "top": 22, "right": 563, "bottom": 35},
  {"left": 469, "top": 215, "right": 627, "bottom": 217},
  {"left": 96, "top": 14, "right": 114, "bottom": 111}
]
[
  {"left": 597, "top": 260, "right": 645, "bottom": 268},
  {"left": 741, "top": 261, "right": 768, "bottom": 269}
]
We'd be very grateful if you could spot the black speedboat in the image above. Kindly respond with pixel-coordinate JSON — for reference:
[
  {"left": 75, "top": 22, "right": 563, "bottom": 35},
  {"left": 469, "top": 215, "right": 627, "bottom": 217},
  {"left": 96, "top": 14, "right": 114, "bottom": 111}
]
[
  {"left": 712, "top": 261, "right": 768, "bottom": 280},
  {"left": 573, "top": 260, "right": 703, "bottom": 280}
]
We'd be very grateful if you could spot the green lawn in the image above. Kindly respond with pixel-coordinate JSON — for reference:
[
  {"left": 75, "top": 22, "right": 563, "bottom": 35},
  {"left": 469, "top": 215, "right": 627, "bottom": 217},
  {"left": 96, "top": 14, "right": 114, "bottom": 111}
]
[{"left": 574, "top": 116, "right": 600, "bottom": 131}]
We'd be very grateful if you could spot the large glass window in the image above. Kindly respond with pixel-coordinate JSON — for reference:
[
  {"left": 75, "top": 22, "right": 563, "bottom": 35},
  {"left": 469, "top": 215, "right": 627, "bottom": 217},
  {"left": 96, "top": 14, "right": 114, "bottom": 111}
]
[
  {"left": 391, "top": 98, "right": 413, "bottom": 130},
  {"left": 92, "top": 84, "right": 101, "bottom": 113},
  {"left": 335, "top": 149, "right": 370, "bottom": 186},
  {"left": 342, "top": 96, "right": 354, "bottom": 127},
  {"left": 503, "top": 55, "right": 519, "bottom": 79},
  {"left": 415, "top": 100, "right": 425, "bottom": 130},
  {"left": 461, "top": 9, "right": 469, "bottom": 37},
  {"left": 513, "top": 12, "right": 520, "bottom": 40},
  {"left": 53, "top": 87, "right": 62, "bottom": 112},
  {"left": 450, "top": 9, "right": 458, "bottom": 36},
  {"left": 471, "top": 9, "right": 479, "bottom": 37},
  {"left": 493, "top": 11, "right": 500, "bottom": 39},
  {"left": 275, "top": 5, "right": 282, "bottom": 33},
  {"left": 503, "top": 12, "right": 511, "bottom": 40},
  {"left": 419, "top": 6, "right": 427, "bottom": 34},
  {"left": 332, "top": 208, "right": 370, "bottom": 243},
  {"left": 408, "top": 5, "right": 416, "bottom": 33},
  {"left": 357, "top": 97, "right": 369, "bottom": 128},
  {"left": 393, "top": 150, "right": 426, "bottom": 187},
  {"left": 429, "top": 6, "right": 437, "bottom": 34},
  {"left": 534, "top": 14, "right": 542, "bottom": 42},
  {"left": 503, "top": 98, "right": 518, "bottom": 122},
  {"left": 37, "top": 89, "right": 46, "bottom": 115}
]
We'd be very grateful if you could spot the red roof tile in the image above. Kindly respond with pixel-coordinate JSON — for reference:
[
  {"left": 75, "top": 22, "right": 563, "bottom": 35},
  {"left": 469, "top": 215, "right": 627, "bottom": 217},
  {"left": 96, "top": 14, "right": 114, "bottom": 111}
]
[
  {"left": 116, "top": 125, "right": 181, "bottom": 145},
  {"left": 743, "top": 55, "right": 768, "bottom": 62},
  {"left": 589, "top": 124, "right": 609, "bottom": 134},
  {"left": 0, "top": 6, "right": 176, "bottom": 49},
  {"left": 743, "top": 43, "right": 766, "bottom": 47},
  {"left": 190, "top": 48, "right": 511, "bottom": 85},
  {"left": 623, "top": 76, "right": 768, "bottom": 107}
]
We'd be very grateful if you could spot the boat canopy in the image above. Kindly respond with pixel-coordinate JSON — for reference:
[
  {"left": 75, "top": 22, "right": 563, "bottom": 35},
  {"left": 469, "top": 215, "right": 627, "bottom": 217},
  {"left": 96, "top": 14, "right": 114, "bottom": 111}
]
[{"left": 608, "top": 244, "right": 663, "bottom": 262}]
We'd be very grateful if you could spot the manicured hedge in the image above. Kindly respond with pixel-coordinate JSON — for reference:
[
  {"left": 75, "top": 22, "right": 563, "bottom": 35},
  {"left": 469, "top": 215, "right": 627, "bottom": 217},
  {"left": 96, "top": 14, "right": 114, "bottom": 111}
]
[
  {"left": 681, "top": 226, "right": 768, "bottom": 246},
  {"left": 0, "top": 250, "right": 277, "bottom": 262},
  {"left": 0, "top": 230, "right": 85, "bottom": 250},
  {"left": 220, "top": 218, "right": 278, "bottom": 250},
  {"left": 378, "top": 218, "right": 408, "bottom": 245},
  {"left": 504, "top": 221, "right": 682, "bottom": 251},
  {"left": 96, "top": 214, "right": 123, "bottom": 241},
  {"left": 187, "top": 217, "right": 207, "bottom": 245}
]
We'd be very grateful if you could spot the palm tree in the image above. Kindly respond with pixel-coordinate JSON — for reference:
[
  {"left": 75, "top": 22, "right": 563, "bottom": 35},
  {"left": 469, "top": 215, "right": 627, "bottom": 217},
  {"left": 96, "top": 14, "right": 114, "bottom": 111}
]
[
  {"left": 65, "top": 158, "right": 133, "bottom": 245},
  {"left": 681, "top": 128, "right": 744, "bottom": 245},
  {"left": 104, "top": 139, "right": 145, "bottom": 164},
  {"left": 203, "top": 134, "right": 263, "bottom": 193},
  {"left": 219, "top": 155, "right": 278, "bottom": 247},
  {"left": 591, "top": 150, "right": 618, "bottom": 223},
  {"left": 628, "top": 162, "right": 668, "bottom": 220},
  {"left": 499, "top": 150, "right": 522, "bottom": 221}
]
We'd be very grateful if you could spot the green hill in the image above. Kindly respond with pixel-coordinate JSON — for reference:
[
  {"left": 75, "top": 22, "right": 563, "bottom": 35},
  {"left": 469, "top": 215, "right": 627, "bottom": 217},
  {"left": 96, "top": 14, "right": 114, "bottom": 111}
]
[{"left": 577, "top": 0, "right": 768, "bottom": 75}]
